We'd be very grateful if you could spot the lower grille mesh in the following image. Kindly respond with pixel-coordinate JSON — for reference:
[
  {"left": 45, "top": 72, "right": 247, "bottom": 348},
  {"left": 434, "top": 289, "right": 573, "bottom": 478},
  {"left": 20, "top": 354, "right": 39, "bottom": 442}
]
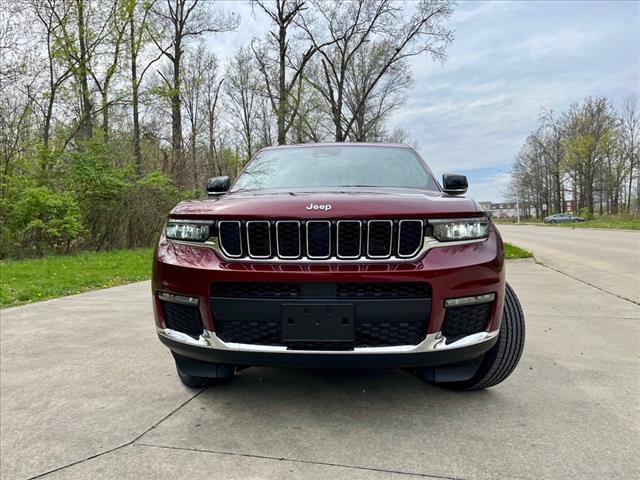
[
  {"left": 161, "top": 301, "right": 204, "bottom": 339},
  {"left": 212, "top": 281, "right": 430, "bottom": 348},
  {"left": 215, "top": 320, "right": 427, "bottom": 348},
  {"left": 213, "top": 282, "right": 430, "bottom": 299},
  {"left": 442, "top": 303, "right": 491, "bottom": 342}
]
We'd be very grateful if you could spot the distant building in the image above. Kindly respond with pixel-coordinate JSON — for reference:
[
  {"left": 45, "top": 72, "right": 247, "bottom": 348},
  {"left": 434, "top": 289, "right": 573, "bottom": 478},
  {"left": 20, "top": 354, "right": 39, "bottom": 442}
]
[{"left": 479, "top": 202, "right": 537, "bottom": 219}]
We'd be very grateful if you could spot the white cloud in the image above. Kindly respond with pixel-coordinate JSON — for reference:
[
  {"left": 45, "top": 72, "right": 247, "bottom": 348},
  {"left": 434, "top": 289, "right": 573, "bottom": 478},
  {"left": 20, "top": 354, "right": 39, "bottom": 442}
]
[{"left": 466, "top": 172, "right": 512, "bottom": 203}]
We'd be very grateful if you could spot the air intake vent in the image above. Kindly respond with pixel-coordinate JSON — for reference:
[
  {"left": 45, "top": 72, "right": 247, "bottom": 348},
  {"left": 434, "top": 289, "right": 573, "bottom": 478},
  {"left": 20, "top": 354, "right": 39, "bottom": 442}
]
[
  {"left": 337, "top": 220, "right": 361, "bottom": 258},
  {"left": 218, "top": 221, "right": 242, "bottom": 257},
  {"left": 398, "top": 220, "right": 424, "bottom": 257},
  {"left": 247, "top": 221, "right": 271, "bottom": 258},
  {"left": 442, "top": 303, "right": 492, "bottom": 342},
  {"left": 161, "top": 301, "right": 204, "bottom": 339},
  {"left": 276, "top": 221, "right": 301, "bottom": 258},
  {"left": 367, "top": 220, "right": 393, "bottom": 258},
  {"left": 307, "top": 221, "right": 331, "bottom": 258}
]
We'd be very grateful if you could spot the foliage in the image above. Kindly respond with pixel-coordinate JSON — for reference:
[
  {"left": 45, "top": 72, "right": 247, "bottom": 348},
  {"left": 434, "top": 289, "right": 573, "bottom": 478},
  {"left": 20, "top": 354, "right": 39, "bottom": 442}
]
[
  {"left": 0, "top": 248, "right": 153, "bottom": 307},
  {"left": 510, "top": 95, "right": 639, "bottom": 219},
  {"left": 579, "top": 207, "right": 593, "bottom": 221},
  {"left": 503, "top": 243, "right": 534, "bottom": 260},
  {"left": 0, "top": 135, "right": 188, "bottom": 258},
  {"left": 3, "top": 186, "right": 84, "bottom": 257}
]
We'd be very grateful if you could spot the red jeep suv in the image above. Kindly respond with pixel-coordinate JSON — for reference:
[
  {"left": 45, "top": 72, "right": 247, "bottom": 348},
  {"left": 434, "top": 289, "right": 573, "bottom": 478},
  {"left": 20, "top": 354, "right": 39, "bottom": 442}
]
[{"left": 153, "top": 143, "right": 525, "bottom": 390}]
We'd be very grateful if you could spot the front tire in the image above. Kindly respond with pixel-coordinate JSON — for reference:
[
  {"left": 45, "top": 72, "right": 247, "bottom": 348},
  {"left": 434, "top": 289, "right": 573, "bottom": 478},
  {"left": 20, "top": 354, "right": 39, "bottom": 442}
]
[{"left": 437, "top": 283, "right": 525, "bottom": 390}]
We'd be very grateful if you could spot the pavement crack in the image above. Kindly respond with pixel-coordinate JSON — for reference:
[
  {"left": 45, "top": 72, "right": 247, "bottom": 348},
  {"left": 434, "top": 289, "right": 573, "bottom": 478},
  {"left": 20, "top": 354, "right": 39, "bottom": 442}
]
[
  {"left": 25, "top": 387, "right": 209, "bottom": 480},
  {"left": 533, "top": 258, "right": 639, "bottom": 306},
  {"left": 133, "top": 442, "right": 468, "bottom": 480}
]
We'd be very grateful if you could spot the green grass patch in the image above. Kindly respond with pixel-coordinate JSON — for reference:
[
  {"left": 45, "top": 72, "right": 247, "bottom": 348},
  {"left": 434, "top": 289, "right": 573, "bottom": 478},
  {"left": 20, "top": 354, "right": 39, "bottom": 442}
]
[
  {"left": 504, "top": 243, "right": 533, "bottom": 259},
  {"left": 550, "top": 215, "right": 640, "bottom": 230},
  {"left": 1, "top": 248, "right": 153, "bottom": 308}
]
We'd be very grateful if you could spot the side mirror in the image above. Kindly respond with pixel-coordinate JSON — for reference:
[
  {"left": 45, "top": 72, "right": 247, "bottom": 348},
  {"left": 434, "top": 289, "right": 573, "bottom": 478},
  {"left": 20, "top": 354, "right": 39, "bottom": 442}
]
[
  {"left": 442, "top": 173, "right": 468, "bottom": 195},
  {"left": 206, "top": 176, "right": 230, "bottom": 197}
]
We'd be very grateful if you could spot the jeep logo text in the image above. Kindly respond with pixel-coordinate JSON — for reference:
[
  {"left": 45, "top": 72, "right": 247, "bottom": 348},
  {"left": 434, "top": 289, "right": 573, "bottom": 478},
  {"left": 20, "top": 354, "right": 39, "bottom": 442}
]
[{"left": 305, "top": 203, "right": 332, "bottom": 211}]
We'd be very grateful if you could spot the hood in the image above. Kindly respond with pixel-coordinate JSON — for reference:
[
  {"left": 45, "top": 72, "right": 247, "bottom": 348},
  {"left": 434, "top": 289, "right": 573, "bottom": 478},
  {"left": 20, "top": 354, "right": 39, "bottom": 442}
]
[{"left": 169, "top": 188, "right": 481, "bottom": 220}]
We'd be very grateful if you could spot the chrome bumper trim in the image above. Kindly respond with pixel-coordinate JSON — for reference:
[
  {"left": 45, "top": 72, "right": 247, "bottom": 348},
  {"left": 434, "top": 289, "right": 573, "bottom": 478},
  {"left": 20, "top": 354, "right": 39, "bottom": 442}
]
[{"left": 157, "top": 328, "right": 499, "bottom": 355}]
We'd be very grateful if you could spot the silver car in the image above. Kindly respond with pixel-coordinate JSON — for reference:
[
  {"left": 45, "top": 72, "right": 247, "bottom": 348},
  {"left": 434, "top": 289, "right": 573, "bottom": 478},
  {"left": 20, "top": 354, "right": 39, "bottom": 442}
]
[{"left": 543, "top": 213, "right": 585, "bottom": 224}]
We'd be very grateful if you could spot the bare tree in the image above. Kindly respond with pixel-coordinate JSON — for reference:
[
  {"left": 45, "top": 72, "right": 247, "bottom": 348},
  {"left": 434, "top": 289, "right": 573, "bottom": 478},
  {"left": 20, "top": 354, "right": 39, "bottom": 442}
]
[
  {"left": 151, "top": 0, "right": 237, "bottom": 173},
  {"left": 125, "top": 0, "right": 161, "bottom": 175},
  {"left": 563, "top": 97, "right": 617, "bottom": 216},
  {"left": 301, "top": 0, "right": 453, "bottom": 142},
  {"left": 182, "top": 45, "right": 216, "bottom": 192},
  {"left": 251, "top": 0, "right": 338, "bottom": 145},
  {"left": 29, "top": 0, "right": 74, "bottom": 150},
  {"left": 201, "top": 52, "right": 224, "bottom": 176},
  {"left": 224, "top": 47, "right": 260, "bottom": 160},
  {"left": 619, "top": 94, "right": 639, "bottom": 212}
]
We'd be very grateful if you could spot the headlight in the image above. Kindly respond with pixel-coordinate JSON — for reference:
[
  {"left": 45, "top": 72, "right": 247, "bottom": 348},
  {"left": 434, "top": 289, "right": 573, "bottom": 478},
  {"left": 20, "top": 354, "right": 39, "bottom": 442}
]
[
  {"left": 428, "top": 217, "right": 489, "bottom": 242},
  {"left": 165, "top": 220, "right": 214, "bottom": 242}
]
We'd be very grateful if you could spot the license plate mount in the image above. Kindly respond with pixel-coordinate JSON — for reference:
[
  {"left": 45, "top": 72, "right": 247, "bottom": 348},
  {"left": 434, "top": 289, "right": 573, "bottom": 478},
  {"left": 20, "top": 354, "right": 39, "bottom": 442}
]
[{"left": 281, "top": 303, "right": 355, "bottom": 342}]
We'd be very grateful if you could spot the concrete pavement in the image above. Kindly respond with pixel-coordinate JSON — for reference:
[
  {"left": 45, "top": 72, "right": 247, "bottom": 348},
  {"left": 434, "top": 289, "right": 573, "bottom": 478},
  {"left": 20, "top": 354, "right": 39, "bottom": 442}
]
[
  {"left": 1, "top": 258, "right": 639, "bottom": 480},
  {"left": 497, "top": 224, "right": 640, "bottom": 304}
]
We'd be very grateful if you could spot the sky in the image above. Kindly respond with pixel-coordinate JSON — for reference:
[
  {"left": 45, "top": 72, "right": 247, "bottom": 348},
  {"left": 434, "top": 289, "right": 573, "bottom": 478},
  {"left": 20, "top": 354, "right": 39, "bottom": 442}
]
[{"left": 208, "top": 0, "right": 640, "bottom": 202}]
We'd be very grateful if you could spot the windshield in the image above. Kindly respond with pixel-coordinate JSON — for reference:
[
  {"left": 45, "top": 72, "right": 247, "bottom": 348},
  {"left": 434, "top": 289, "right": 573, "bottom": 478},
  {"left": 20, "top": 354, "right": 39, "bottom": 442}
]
[{"left": 231, "top": 145, "right": 440, "bottom": 192}]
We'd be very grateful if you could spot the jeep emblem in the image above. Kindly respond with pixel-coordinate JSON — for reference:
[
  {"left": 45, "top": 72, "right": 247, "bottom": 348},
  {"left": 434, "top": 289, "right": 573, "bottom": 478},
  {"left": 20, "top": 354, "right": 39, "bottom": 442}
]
[{"left": 305, "top": 203, "right": 332, "bottom": 211}]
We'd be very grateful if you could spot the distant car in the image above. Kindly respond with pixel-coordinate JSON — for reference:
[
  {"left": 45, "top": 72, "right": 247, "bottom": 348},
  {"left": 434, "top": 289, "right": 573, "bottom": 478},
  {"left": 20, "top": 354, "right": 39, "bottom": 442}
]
[{"left": 543, "top": 213, "right": 585, "bottom": 224}]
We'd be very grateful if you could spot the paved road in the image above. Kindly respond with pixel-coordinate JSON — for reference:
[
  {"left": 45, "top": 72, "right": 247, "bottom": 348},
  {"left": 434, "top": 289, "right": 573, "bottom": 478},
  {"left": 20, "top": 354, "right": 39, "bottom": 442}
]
[
  {"left": 498, "top": 224, "right": 640, "bottom": 304},
  {"left": 1, "top": 259, "right": 638, "bottom": 480}
]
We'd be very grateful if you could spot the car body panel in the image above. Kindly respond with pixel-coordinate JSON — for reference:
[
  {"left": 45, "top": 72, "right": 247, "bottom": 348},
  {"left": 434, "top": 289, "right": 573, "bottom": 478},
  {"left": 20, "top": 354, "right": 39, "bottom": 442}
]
[
  {"left": 169, "top": 189, "right": 481, "bottom": 220},
  {"left": 153, "top": 143, "right": 505, "bottom": 370}
]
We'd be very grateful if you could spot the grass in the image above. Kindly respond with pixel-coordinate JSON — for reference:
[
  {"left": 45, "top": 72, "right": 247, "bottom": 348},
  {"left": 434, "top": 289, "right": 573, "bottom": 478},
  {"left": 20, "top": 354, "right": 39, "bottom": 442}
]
[
  {"left": 550, "top": 215, "right": 640, "bottom": 230},
  {"left": 503, "top": 242, "right": 533, "bottom": 260},
  {"left": 495, "top": 215, "right": 640, "bottom": 230},
  {"left": 0, "top": 248, "right": 153, "bottom": 308}
]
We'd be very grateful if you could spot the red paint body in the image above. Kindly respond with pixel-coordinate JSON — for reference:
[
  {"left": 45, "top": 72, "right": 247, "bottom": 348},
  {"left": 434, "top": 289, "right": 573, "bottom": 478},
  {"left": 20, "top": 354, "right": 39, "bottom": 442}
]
[{"left": 152, "top": 187, "right": 505, "bottom": 337}]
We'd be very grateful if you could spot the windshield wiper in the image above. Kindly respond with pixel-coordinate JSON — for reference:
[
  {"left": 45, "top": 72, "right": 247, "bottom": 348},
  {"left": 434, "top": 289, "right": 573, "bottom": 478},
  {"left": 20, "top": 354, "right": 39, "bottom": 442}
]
[{"left": 333, "top": 184, "right": 380, "bottom": 188}]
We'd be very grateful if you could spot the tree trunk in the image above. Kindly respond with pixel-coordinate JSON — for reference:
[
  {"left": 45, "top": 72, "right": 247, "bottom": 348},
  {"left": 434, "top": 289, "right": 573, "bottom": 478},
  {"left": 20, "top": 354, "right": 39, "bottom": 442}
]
[
  {"left": 277, "top": 23, "right": 287, "bottom": 145},
  {"left": 171, "top": 40, "right": 183, "bottom": 172},
  {"left": 76, "top": 0, "right": 93, "bottom": 141},
  {"left": 130, "top": 13, "right": 142, "bottom": 176}
]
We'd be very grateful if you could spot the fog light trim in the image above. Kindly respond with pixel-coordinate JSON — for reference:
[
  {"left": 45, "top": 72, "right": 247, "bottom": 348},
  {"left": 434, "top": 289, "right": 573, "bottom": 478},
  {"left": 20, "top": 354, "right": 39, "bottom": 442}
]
[
  {"left": 444, "top": 293, "right": 495, "bottom": 308},
  {"left": 158, "top": 292, "right": 199, "bottom": 306}
]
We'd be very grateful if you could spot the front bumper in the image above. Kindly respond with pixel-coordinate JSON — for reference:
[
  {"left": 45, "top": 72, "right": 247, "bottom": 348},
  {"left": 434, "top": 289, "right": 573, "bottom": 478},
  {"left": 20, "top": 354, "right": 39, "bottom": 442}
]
[
  {"left": 153, "top": 226, "right": 505, "bottom": 367},
  {"left": 158, "top": 328, "right": 499, "bottom": 369}
]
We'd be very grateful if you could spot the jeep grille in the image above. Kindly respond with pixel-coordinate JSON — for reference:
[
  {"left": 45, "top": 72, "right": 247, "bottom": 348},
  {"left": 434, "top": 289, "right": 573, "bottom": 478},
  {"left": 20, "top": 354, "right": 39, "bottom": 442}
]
[{"left": 217, "top": 219, "right": 424, "bottom": 261}]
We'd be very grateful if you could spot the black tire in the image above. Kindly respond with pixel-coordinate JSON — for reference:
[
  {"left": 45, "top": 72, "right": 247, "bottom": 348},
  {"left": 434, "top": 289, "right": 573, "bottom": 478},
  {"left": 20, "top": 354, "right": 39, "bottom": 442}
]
[
  {"left": 573, "top": 219, "right": 580, "bottom": 223},
  {"left": 438, "top": 283, "right": 525, "bottom": 390},
  {"left": 549, "top": 220, "right": 557, "bottom": 224}
]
